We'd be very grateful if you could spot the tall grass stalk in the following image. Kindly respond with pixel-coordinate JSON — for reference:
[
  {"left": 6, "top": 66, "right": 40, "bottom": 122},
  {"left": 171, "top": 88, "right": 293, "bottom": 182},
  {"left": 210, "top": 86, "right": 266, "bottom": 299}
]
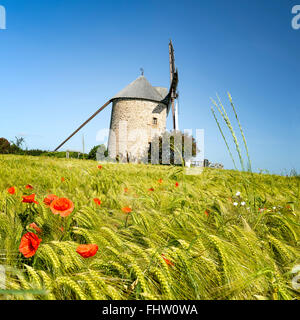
[
  {"left": 227, "top": 92, "right": 252, "bottom": 172},
  {"left": 211, "top": 93, "right": 253, "bottom": 172},
  {"left": 210, "top": 107, "right": 237, "bottom": 170},
  {"left": 211, "top": 95, "right": 245, "bottom": 171}
]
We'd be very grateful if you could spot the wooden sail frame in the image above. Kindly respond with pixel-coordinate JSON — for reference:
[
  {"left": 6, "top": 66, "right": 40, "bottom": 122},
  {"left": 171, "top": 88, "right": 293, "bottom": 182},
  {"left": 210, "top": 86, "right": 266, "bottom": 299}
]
[{"left": 168, "top": 40, "right": 179, "bottom": 130}]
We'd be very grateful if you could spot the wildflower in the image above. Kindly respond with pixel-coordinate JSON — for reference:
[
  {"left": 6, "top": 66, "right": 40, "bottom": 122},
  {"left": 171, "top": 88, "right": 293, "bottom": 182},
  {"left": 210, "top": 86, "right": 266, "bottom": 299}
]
[
  {"left": 60, "top": 226, "right": 64, "bottom": 232},
  {"left": 161, "top": 254, "right": 174, "bottom": 267},
  {"left": 29, "top": 223, "right": 42, "bottom": 234},
  {"left": 241, "top": 201, "right": 246, "bottom": 206},
  {"left": 61, "top": 177, "right": 65, "bottom": 182},
  {"left": 148, "top": 188, "right": 154, "bottom": 192},
  {"left": 122, "top": 207, "right": 132, "bottom": 214},
  {"left": 236, "top": 191, "right": 241, "bottom": 196},
  {"left": 158, "top": 178, "right": 163, "bottom": 184},
  {"left": 273, "top": 206, "right": 276, "bottom": 210},
  {"left": 26, "top": 184, "right": 33, "bottom": 190},
  {"left": 43, "top": 194, "right": 58, "bottom": 207},
  {"left": 98, "top": 165, "right": 103, "bottom": 170},
  {"left": 19, "top": 232, "right": 42, "bottom": 258},
  {"left": 8, "top": 187, "right": 16, "bottom": 195},
  {"left": 76, "top": 244, "right": 98, "bottom": 258},
  {"left": 22, "top": 194, "right": 39, "bottom": 204},
  {"left": 124, "top": 188, "right": 129, "bottom": 193},
  {"left": 50, "top": 198, "right": 74, "bottom": 217},
  {"left": 175, "top": 182, "right": 179, "bottom": 187},
  {"left": 258, "top": 208, "right": 264, "bottom": 213},
  {"left": 204, "top": 210, "right": 209, "bottom": 217},
  {"left": 233, "top": 202, "right": 238, "bottom": 206},
  {"left": 93, "top": 198, "right": 101, "bottom": 206}
]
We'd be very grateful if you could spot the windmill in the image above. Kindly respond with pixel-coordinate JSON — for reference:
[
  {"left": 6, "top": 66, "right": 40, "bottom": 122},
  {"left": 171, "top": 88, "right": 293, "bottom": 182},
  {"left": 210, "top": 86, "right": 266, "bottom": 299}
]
[{"left": 54, "top": 40, "right": 179, "bottom": 153}]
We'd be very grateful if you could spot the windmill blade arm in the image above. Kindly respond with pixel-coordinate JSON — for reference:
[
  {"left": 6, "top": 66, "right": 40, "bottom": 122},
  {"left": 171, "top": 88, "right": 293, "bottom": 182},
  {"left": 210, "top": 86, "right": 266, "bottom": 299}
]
[
  {"left": 166, "top": 71, "right": 178, "bottom": 112},
  {"left": 168, "top": 70, "right": 178, "bottom": 98},
  {"left": 54, "top": 99, "right": 112, "bottom": 151},
  {"left": 167, "top": 70, "right": 178, "bottom": 130}
]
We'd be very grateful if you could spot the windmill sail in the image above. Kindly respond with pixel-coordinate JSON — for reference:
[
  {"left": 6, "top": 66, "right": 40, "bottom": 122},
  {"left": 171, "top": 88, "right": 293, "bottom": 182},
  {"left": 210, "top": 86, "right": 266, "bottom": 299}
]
[
  {"left": 175, "top": 98, "right": 179, "bottom": 130},
  {"left": 168, "top": 40, "right": 179, "bottom": 130},
  {"left": 54, "top": 99, "right": 112, "bottom": 151}
]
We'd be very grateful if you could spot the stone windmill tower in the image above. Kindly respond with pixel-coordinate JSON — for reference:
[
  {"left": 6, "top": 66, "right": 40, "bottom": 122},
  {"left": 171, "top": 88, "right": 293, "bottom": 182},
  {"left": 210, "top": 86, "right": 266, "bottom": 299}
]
[
  {"left": 54, "top": 41, "right": 179, "bottom": 162},
  {"left": 107, "top": 75, "right": 169, "bottom": 161}
]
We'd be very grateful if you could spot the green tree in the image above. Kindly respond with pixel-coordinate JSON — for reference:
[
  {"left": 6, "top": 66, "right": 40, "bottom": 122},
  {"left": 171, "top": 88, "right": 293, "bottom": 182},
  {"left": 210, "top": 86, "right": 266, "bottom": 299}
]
[
  {"left": 88, "top": 144, "right": 108, "bottom": 160},
  {"left": 0, "top": 138, "right": 11, "bottom": 154},
  {"left": 148, "top": 131, "right": 198, "bottom": 165}
]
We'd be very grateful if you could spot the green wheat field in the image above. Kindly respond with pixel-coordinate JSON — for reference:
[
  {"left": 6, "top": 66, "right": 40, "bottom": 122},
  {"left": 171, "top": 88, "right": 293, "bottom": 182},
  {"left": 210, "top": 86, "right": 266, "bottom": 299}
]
[{"left": 0, "top": 154, "right": 299, "bottom": 300}]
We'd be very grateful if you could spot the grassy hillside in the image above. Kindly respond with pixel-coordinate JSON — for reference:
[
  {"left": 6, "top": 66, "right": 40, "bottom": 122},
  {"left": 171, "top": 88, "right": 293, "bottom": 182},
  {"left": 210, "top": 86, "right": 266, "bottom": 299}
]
[{"left": 0, "top": 155, "right": 299, "bottom": 300}]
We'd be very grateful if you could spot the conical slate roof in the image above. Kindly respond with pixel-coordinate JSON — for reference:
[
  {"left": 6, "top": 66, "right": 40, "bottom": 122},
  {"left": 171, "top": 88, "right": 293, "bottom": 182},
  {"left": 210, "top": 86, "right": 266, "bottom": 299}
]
[
  {"left": 112, "top": 76, "right": 168, "bottom": 105},
  {"left": 154, "top": 86, "right": 168, "bottom": 99}
]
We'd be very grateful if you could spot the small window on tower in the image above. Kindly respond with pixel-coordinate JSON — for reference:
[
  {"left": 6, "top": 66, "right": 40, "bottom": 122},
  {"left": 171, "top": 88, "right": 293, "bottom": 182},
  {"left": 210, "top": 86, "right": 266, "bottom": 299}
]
[{"left": 153, "top": 117, "right": 158, "bottom": 125}]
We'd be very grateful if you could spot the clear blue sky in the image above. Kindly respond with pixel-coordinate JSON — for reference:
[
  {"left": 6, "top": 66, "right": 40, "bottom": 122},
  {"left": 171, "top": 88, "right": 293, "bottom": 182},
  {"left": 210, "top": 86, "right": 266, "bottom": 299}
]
[{"left": 0, "top": 0, "right": 299, "bottom": 174}]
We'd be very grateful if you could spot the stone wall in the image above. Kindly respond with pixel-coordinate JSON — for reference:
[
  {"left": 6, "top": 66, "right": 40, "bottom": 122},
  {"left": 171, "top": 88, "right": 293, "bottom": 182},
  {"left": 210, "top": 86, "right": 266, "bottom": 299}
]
[{"left": 107, "top": 98, "right": 167, "bottom": 161}]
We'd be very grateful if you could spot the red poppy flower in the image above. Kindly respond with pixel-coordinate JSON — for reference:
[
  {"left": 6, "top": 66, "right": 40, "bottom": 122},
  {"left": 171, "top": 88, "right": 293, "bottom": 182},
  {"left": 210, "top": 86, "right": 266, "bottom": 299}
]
[
  {"left": 175, "top": 182, "right": 179, "bottom": 187},
  {"left": 124, "top": 188, "right": 129, "bottom": 193},
  {"left": 29, "top": 223, "right": 42, "bottom": 234},
  {"left": 148, "top": 188, "right": 154, "bottom": 192},
  {"left": 61, "top": 177, "right": 65, "bottom": 182},
  {"left": 93, "top": 198, "right": 101, "bottom": 206},
  {"left": 8, "top": 187, "right": 16, "bottom": 195},
  {"left": 25, "top": 184, "right": 33, "bottom": 190},
  {"left": 158, "top": 178, "right": 163, "bottom": 184},
  {"left": 19, "top": 232, "right": 42, "bottom": 258},
  {"left": 50, "top": 198, "right": 74, "bottom": 217},
  {"left": 60, "top": 226, "right": 64, "bottom": 232},
  {"left": 43, "top": 194, "right": 58, "bottom": 207},
  {"left": 76, "top": 244, "right": 98, "bottom": 258},
  {"left": 22, "top": 194, "right": 39, "bottom": 204},
  {"left": 122, "top": 207, "right": 132, "bottom": 214},
  {"left": 204, "top": 210, "right": 209, "bottom": 217},
  {"left": 161, "top": 254, "right": 174, "bottom": 266},
  {"left": 98, "top": 165, "right": 103, "bottom": 170}
]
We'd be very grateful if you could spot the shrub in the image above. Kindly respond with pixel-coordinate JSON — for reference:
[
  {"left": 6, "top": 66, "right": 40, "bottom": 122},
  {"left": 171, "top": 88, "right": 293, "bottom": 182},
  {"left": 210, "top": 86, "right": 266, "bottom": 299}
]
[
  {"left": 9, "top": 144, "right": 22, "bottom": 154},
  {"left": 0, "top": 138, "right": 10, "bottom": 154},
  {"left": 24, "top": 149, "right": 46, "bottom": 156}
]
